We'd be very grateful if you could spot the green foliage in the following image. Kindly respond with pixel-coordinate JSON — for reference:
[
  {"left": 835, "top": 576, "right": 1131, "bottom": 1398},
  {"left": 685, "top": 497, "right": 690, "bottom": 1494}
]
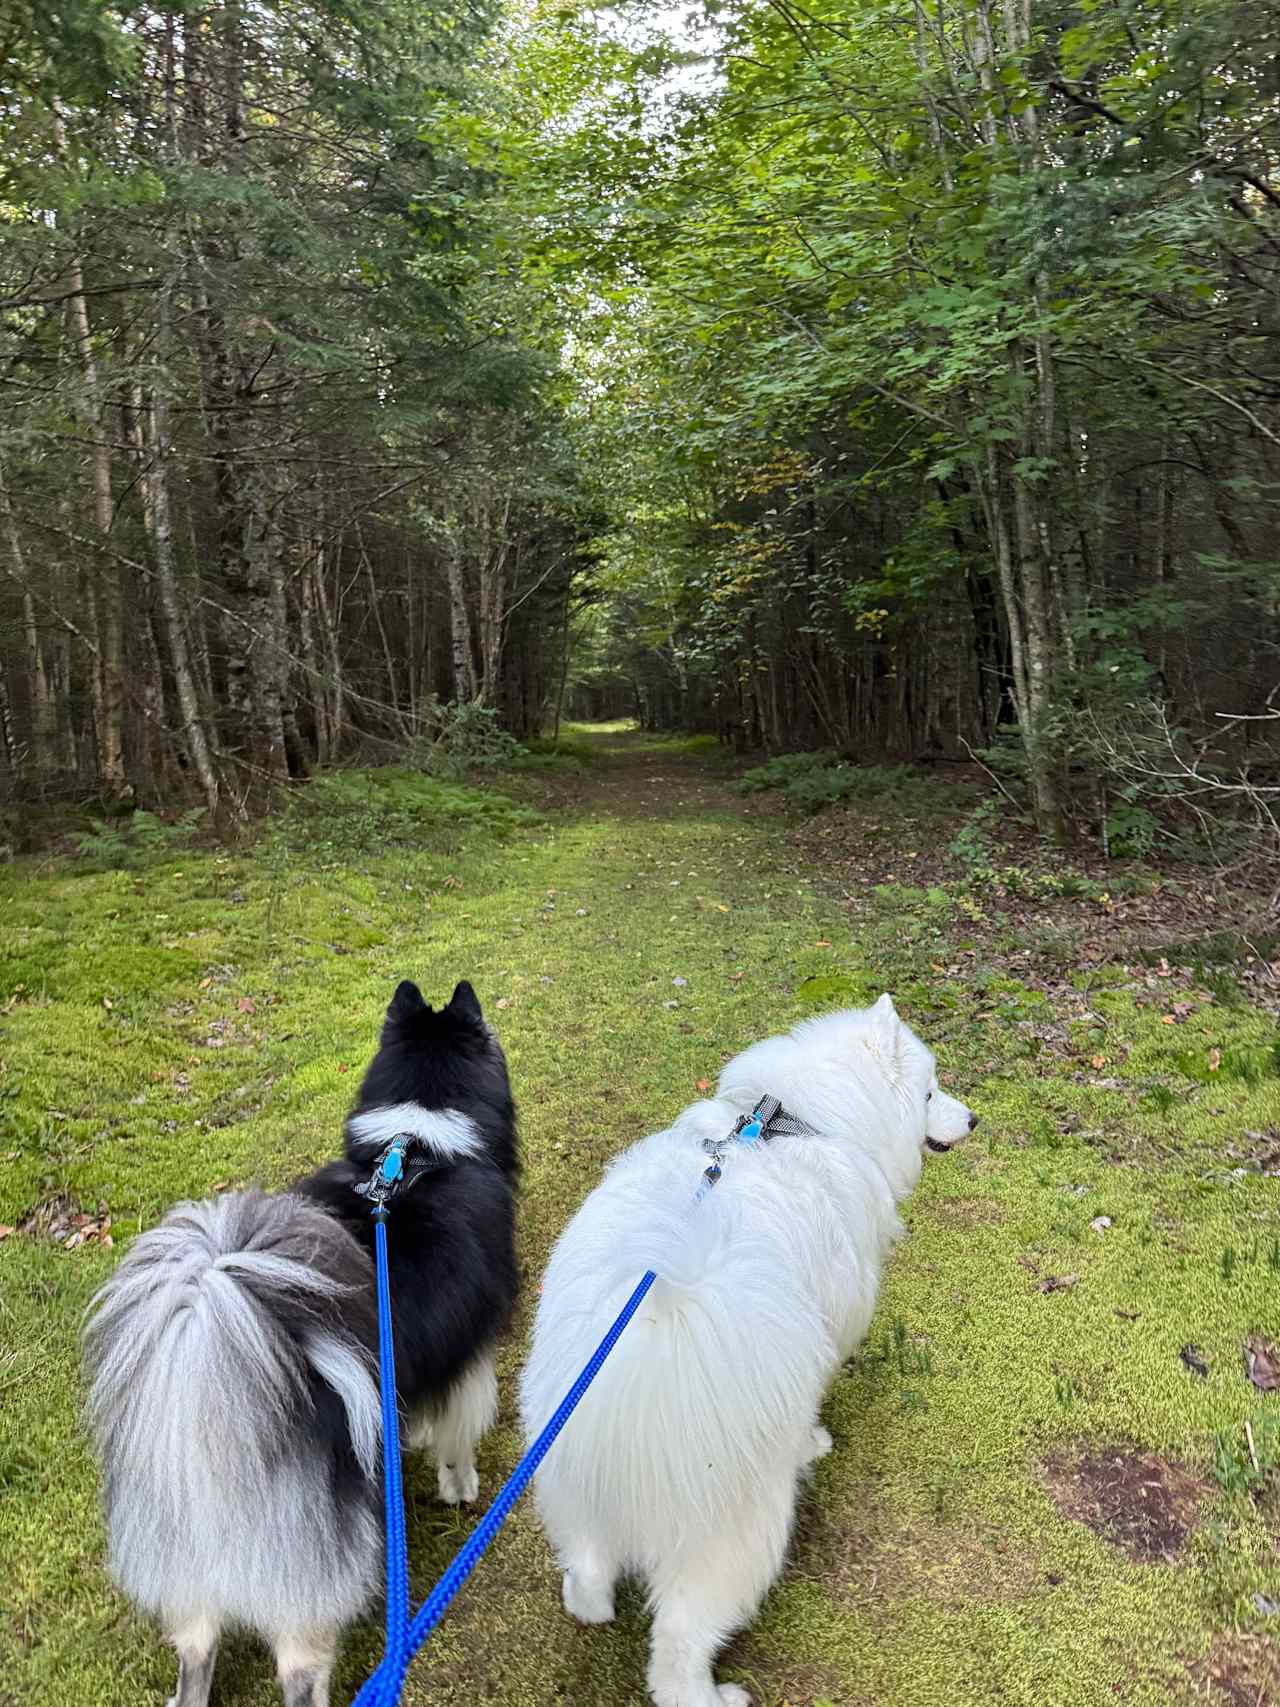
[
  {"left": 738, "top": 753, "right": 928, "bottom": 814},
  {"left": 1212, "top": 1414, "right": 1280, "bottom": 1499},
  {"left": 74, "top": 809, "right": 206, "bottom": 870},
  {"left": 1105, "top": 800, "right": 1160, "bottom": 861},
  {"left": 413, "top": 702, "right": 526, "bottom": 781},
  {"left": 948, "top": 798, "right": 1002, "bottom": 876},
  {"left": 280, "top": 767, "right": 540, "bottom": 859}
]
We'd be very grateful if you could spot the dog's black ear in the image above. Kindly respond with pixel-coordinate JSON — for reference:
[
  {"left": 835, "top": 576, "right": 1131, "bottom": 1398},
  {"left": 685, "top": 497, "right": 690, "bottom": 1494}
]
[
  {"left": 447, "top": 980, "right": 483, "bottom": 1022},
  {"left": 387, "top": 979, "right": 429, "bottom": 1022}
]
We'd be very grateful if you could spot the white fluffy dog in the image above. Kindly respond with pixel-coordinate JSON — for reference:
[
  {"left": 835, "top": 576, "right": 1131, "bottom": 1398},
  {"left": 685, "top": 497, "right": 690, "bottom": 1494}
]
[{"left": 520, "top": 996, "right": 976, "bottom": 1707}]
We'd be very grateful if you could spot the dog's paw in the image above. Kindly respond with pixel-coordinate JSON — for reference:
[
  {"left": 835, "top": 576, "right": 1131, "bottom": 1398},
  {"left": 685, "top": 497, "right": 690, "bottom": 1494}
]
[
  {"left": 717, "top": 1686, "right": 752, "bottom": 1706},
  {"left": 808, "top": 1425, "right": 833, "bottom": 1461},
  {"left": 563, "top": 1570, "right": 615, "bottom": 1625},
  {"left": 437, "top": 1461, "right": 479, "bottom": 1505}
]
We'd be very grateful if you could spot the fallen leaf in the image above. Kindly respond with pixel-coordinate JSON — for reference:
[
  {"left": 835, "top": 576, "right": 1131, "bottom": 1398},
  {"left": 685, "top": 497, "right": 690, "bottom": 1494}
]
[
  {"left": 496, "top": 997, "right": 512, "bottom": 1009},
  {"left": 102, "top": 997, "right": 113, "bottom": 1010},
  {"left": 237, "top": 996, "right": 256, "bottom": 1014},
  {"left": 1179, "top": 1344, "right": 1210, "bottom": 1379},
  {"left": 199, "top": 977, "right": 213, "bottom": 989},
  {"left": 696, "top": 1079, "right": 711, "bottom": 1093},
  {"left": 815, "top": 939, "right": 832, "bottom": 948},
  {"left": 716, "top": 904, "right": 730, "bottom": 913},
  {"left": 337, "top": 1063, "right": 349, "bottom": 1073},
  {"left": 1244, "top": 1335, "right": 1280, "bottom": 1392},
  {"left": 1090, "top": 1216, "right": 1112, "bottom": 1233},
  {"left": 1091, "top": 1054, "right": 1106, "bottom": 1069},
  {"left": 728, "top": 971, "right": 744, "bottom": 983},
  {"left": 1016, "top": 1254, "right": 1041, "bottom": 1275},
  {"left": 1038, "top": 1274, "right": 1079, "bottom": 1294},
  {"left": 1115, "top": 1308, "right": 1141, "bottom": 1321},
  {"left": 1208, "top": 1048, "right": 1222, "bottom": 1072},
  {"left": 0, "top": 1224, "right": 11, "bottom": 1240},
  {"left": 1161, "top": 1015, "right": 1176, "bottom": 1025}
]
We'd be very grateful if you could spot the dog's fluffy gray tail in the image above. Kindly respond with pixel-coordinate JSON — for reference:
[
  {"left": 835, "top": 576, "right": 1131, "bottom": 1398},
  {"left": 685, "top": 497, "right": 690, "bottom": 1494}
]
[{"left": 83, "top": 1188, "right": 382, "bottom": 1636}]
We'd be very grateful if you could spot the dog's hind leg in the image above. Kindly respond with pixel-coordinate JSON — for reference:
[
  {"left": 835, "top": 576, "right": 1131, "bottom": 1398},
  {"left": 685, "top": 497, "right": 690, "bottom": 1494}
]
[
  {"left": 645, "top": 1472, "right": 795, "bottom": 1707},
  {"left": 433, "top": 1347, "right": 497, "bottom": 1505},
  {"left": 165, "top": 1614, "right": 220, "bottom": 1707},
  {"left": 275, "top": 1627, "right": 337, "bottom": 1707}
]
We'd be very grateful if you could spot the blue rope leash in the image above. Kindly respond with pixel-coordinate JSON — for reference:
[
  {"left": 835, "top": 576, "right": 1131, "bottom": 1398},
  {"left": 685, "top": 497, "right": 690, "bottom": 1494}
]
[
  {"left": 350, "top": 1268, "right": 656, "bottom": 1704},
  {"left": 351, "top": 1213, "right": 410, "bottom": 1707},
  {"left": 350, "top": 1101, "right": 775, "bottom": 1706}
]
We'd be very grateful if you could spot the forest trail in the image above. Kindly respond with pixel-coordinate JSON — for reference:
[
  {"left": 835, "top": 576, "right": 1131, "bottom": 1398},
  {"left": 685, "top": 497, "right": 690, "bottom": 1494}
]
[{"left": 2, "top": 728, "right": 1279, "bottom": 1707}]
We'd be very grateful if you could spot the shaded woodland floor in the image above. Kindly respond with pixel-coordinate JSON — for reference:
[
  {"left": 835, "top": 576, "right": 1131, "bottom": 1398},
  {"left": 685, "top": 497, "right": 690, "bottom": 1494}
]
[{"left": 2, "top": 726, "right": 1279, "bottom": 1707}]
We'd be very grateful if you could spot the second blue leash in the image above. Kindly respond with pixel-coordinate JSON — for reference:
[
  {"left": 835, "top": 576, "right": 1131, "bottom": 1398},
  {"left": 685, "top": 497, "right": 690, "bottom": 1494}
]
[{"left": 350, "top": 1268, "right": 656, "bottom": 1703}]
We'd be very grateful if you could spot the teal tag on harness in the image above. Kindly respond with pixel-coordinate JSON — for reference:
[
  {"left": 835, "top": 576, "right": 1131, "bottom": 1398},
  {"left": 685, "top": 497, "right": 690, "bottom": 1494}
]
[
  {"left": 737, "top": 1118, "right": 763, "bottom": 1143},
  {"left": 382, "top": 1143, "right": 405, "bottom": 1185}
]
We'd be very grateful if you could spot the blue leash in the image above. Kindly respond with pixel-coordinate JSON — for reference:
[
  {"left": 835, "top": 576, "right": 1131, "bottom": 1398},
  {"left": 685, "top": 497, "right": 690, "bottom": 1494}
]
[
  {"left": 351, "top": 1102, "right": 777, "bottom": 1706},
  {"left": 354, "top": 1213, "right": 410, "bottom": 1707}
]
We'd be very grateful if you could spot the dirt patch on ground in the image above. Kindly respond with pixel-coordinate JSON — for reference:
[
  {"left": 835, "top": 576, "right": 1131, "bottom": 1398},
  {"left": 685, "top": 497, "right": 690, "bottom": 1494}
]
[
  {"left": 929, "top": 1194, "right": 1007, "bottom": 1228},
  {"left": 800, "top": 1490, "right": 1041, "bottom": 1609},
  {"left": 1043, "top": 1445, "right": 1208, "bottom": 1564},
  {"left": 1188, "top": 1633, "right": 1280, "bottom": 1704}
]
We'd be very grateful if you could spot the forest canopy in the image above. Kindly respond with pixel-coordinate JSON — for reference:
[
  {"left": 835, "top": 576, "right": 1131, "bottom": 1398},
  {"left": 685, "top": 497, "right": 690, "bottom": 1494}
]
[{"left": 2, "top": 0, "right": 1277, "bottom": 855}]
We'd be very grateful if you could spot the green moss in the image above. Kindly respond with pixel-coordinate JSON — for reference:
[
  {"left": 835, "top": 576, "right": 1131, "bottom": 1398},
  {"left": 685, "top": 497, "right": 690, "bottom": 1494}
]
[{"left": 2, "top": 726, "right": 1276, "bottom": 1706}]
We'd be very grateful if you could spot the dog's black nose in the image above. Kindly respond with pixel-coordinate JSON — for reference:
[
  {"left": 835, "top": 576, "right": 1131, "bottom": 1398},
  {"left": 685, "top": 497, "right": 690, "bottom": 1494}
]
[{"left": 968, "top": 1113, "right": 980, "bottom": 1132}]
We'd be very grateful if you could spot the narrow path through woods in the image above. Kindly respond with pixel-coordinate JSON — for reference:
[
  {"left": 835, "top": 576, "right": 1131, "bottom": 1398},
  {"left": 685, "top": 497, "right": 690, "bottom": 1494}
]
[{"left": 3, "top": 727, "right": 1278, "bottom": 1707}]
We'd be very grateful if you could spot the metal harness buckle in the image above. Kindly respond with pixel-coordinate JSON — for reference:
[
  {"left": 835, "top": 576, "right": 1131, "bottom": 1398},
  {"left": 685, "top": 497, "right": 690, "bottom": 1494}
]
[{"left": 356, "top": 1135, "right": 411, "bottom": 1219}]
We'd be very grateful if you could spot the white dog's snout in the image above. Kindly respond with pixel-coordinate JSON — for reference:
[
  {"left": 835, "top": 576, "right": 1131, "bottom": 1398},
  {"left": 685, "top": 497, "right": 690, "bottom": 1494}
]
[{"left": 926, "top": 1086, "right": 976, "bottom": 1147}]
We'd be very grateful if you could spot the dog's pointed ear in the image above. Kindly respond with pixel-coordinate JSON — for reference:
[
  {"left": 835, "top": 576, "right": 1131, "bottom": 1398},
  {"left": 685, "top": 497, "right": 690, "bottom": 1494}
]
[
  {"left": 871, "top": 992, "right": 900, "bottom": 1051},
  {"left": 387, "top": 979, "right": 429, "bottom": 1023},
  {"left": 447, "top": 980, "right": 483, "bottom": 1023}
]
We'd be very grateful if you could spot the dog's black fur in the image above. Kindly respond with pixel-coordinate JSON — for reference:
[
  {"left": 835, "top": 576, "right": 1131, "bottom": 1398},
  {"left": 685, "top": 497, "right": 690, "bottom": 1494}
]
[{"left": 299, "top": 978, "right": 520, "bottom": 1413}]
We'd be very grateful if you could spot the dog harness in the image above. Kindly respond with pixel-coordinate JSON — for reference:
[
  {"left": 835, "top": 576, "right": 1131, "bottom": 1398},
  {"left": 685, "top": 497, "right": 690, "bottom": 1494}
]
[{"left": 699, "top": 1094, "right": 819, "bottom": 1191}]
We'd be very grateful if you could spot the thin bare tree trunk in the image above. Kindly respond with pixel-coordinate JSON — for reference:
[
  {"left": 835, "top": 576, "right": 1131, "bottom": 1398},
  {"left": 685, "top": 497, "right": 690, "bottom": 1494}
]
[
  {"left": 0, "top": 473, "right": 57, "bottom": 771},
  {"left": 139, "top": 380, "right": 224, "bottom": 821},
  {"left": 53, "top": 105, "right": 126, "bottom": 796},
  {"left": 446, "top": 523, "right": 477, "bottom": 702}
]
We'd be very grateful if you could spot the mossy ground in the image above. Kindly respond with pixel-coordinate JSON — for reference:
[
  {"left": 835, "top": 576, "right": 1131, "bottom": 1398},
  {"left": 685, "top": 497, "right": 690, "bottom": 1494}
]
[{"left": 2, "top": 726, "right": 1278, "bottom": 1707}]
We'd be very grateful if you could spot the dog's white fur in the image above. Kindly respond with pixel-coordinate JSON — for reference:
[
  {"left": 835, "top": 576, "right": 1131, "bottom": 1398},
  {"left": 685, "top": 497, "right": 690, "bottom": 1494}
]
[
  {"left": 520, "top": 996, "right": 974, "bottom": 1707},
  {"left": 345, "top": 1103, "right": 483, "bottom": 1160}
]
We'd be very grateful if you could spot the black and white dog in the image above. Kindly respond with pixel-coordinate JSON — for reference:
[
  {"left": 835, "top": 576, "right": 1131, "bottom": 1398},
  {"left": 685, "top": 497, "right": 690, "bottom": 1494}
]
[{"left": 83, "top": 979, "right": 518, "bottom": 1707}]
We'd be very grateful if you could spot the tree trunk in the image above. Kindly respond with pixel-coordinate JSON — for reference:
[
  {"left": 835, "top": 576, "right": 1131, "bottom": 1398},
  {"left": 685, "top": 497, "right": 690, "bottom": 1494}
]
[
  {"left": 51, "top": 104, "right": 127, "bottom": 797},
  {"left": 137, "top": 380, "right": 224, "bottom": 821},
  {"left": 446, "top": 527, "right": 477, "bottom": 702}
]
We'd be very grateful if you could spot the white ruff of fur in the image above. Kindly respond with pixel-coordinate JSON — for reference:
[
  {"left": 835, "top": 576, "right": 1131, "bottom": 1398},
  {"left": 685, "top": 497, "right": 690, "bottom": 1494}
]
[
  {"left": 520, "top": 1000, "right": 973, "bottom": 1707},
  {"left": 346, "top": 1102, "right": 483, "bottom": 1160}
]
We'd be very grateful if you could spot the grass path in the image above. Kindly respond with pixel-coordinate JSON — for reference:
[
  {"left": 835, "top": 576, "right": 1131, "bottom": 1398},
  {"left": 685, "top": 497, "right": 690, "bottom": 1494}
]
[{"left": 2, "top": 726, "right": 1278, "bottom": 1707}]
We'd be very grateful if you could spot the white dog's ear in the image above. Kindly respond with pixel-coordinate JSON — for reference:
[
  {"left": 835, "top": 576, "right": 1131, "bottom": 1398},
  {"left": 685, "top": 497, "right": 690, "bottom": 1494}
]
[{"left": 870, "top": 992, "right": 900, "bottom": 1054}]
